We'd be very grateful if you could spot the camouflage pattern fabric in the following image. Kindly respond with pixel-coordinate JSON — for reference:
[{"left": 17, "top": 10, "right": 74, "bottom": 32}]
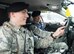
[{"left": 0, "top": 22, "right": 34, "bottom": 54}]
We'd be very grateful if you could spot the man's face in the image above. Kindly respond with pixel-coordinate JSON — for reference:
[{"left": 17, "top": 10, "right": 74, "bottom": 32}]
[
  {"left": 10, "top": 9, "right": 29, "bottom": 26},
  {"left": 34, "top": 15, "right": 41, "bottom": 23}
]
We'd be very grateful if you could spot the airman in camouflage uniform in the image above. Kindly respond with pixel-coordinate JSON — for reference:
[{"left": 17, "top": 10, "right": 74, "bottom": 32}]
[
  {"left": 0, "top": 2, "right": 34, "bottom": 54},
  {"left": 0, "top": 2, "right": 68, "bottom": 54}
]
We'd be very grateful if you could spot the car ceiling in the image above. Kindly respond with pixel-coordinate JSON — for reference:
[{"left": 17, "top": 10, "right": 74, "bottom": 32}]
[{"left": 0, "top": 0, "right": 64, "bottom": 11}]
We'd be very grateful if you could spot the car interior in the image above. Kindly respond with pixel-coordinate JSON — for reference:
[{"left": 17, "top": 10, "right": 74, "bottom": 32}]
[
  {"left": 0, "top": 0, "right": 66, "bottom": 30},
  {"left": 0, "top": 0, "right": 74, "bottom": 54}
]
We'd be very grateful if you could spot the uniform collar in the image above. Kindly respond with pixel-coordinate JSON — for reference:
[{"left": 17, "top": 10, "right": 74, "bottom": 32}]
[{"left": 3, "top": 22, "right": 25, "bottom": 32}]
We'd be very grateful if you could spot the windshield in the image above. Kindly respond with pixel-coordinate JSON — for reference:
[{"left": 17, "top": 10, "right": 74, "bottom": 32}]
[{"left": 41, "top": 11, "right": 66, "bottom": 25}]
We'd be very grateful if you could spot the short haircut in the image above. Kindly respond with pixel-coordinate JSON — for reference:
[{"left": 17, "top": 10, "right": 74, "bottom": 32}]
[{"left": 32, "top": 11, "right": 41, "bottom": 17}]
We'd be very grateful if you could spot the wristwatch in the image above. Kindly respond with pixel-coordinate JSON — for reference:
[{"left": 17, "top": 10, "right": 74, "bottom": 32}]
[{"left": 51, "top": 33, "right": 56, "bottom": 39}]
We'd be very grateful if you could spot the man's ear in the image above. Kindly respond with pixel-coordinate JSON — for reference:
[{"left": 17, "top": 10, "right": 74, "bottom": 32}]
[{"left": 9, "top": 12, "right": 15, "bottom": 18}]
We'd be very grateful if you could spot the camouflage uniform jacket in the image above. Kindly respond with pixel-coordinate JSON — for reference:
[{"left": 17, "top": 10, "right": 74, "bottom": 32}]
[
  {"left": 29, "top": 25, "right": 54, "bottom": 49},
  {"left": 30, "top": 25, "right": 68, "bottom": 50},
  {"left": 0, "top": 22, "right": 68, "bottom": 54},
  {"left": 0, "top": 22, "right": 34, "bottom": 54},
  {"left": 30, "top": 24, "right": 68, "bottom": 54}
]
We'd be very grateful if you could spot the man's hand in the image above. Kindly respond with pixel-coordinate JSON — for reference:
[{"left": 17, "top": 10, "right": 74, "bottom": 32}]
[{"left": 52, "top": 26, "right": 65, "bottom": 38}]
